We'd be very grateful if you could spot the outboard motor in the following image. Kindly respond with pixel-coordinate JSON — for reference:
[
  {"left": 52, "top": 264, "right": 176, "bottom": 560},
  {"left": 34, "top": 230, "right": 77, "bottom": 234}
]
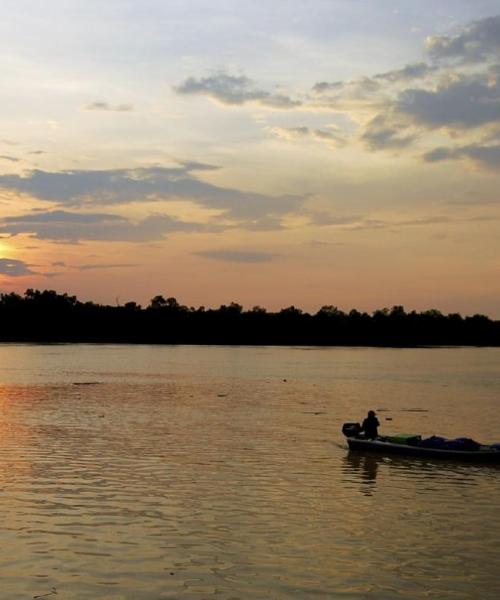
[{"left": 342, "top": 422, "right": 361, "bottom": 438}]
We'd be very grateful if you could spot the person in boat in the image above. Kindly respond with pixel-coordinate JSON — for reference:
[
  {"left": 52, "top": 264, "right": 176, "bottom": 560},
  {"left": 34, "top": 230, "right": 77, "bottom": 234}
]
[{"left": 360, "top": 410, "right": 380, "bottom": 439}]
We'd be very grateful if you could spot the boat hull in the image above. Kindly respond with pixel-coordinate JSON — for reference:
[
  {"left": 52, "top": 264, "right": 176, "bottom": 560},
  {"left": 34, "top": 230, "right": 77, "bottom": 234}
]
[{"left": 347, "top": 438, "right": 500, "bottom": 463}]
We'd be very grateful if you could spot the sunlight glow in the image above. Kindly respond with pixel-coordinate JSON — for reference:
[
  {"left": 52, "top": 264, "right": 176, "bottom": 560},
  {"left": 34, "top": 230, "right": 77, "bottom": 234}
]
[{"left": 0, "top": 239, "right": 14, "bottom": 258}]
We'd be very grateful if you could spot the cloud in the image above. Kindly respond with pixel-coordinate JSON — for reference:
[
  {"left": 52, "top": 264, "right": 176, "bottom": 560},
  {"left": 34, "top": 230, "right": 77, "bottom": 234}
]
[
  {"left": 308, "top": 213, "right": 363, "bottom": 226},
  {"left": 0, "top": 210, "right": 208, "bottom": 243},
  {"left": 361, "top": 115, "right": 417, "bottom": 150},
  {"left": 312, "top": 128, "right": 346, "bottom": 144},
  {"left": 307, "top": 15, "right": 500, "bottom": 159},
  {"left": 374, "top": 62, "right": 436, "bottom": 82},
  {"left": 343, "top": 219, "right": 387, "bottom": 231},
  {"left": 395, "top": 216, "right": 452, "bottom": 226},
  {"left": 313, "top": 64, "right": 434, "bottom": 99},
  {"left": 343, "top": 215, "right": 452, "bottom": 231},
  {"left": 423, "top": 147, "right": 459, "bottom": 163},
  {"left": 396, "top": 74, "right": 500, "bottom": 129},
  {"left": 311, "top": 76, "right": 382, "bottom": 109},
  {"left": 84, "top": 101, "right": 134, "bottom": 112},
  {"left": 175, "top": 72, "right": 301, "bottom": 109},
  {"left": 0, "top": 164, "right": 304, "bottom": 223},
  {"left": 270, "top": 126, "right": 310, "bottom": 140},
  {"left": 312, "top": 81, "right": 343, "bottom": 94},
  {"left": 75, "top": 263, "right": 138, "bottom": 271},
  {"left": 270, "top": 126, "right": 346, "bottom": 146},
  {"left": 311, "top": 63, "right": 434, "bottom": 107},
  {"left": 240, "top": 216, "right": 286, "bottom": 231},
  {"left": 0, "top": 155, "right": 20, "bottom": 162},
  {"left": 426, "top": 15, "right": 500, "bottom": 64},
  {"left": 353, "top": 65, "right": 500, "bottom": 153},
  {"left": 45, "top": 261, "right": 137, "bottom": 272},
  {"left": 3, "top": 210, "right": 124, "bottom": 225},
  {"left": 171, "top": 17, "right": 499, "bottom": 164},
  {"left": 0, "top": 258, "right": 36, "bottom": 277},
  {"left": 423, "top": 143, "right": 500, "bottom": 170},
  {"left": 196, "top": 250, "right": 276, "bottom": 262}
]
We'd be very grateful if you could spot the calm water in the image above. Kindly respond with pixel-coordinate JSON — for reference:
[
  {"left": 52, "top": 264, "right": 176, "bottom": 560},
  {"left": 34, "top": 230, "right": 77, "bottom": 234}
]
[{"left": 0, "top": 344, "right": 499, "bottom": 600}]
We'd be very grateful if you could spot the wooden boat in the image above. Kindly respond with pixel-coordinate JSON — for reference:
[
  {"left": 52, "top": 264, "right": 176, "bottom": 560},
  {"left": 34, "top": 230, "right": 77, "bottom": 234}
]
[{"left": 342, "top": 423, "right": 500, "bottom": 463}]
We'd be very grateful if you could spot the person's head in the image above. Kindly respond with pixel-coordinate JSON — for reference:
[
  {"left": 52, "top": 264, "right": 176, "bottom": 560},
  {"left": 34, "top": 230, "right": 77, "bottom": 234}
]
[{"left": 368, "top": 410, "right": 376, "bottom": 418}]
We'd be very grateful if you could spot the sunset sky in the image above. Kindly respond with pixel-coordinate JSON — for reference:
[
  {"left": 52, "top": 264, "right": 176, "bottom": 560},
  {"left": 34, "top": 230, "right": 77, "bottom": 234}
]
[{"left": 1, "top": 1, "right": 499, "bottom": 315}]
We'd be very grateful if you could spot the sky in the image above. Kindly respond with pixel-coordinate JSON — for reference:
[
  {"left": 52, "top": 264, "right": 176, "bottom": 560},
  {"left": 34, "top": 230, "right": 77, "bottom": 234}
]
[{"left": 0, "top": 0, "right": 499, "bottom": 316}]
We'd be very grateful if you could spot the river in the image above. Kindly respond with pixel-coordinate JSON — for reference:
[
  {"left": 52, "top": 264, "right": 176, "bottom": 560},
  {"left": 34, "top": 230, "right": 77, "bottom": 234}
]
[{"left": 0, "top": 344, "right": 499, "bottom": 599}]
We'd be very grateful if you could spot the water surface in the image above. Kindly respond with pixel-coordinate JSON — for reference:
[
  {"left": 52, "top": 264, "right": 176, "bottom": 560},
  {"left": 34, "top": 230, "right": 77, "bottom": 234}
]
[{"left": 0, "top": 344, "right": 499, "bottom": 599}]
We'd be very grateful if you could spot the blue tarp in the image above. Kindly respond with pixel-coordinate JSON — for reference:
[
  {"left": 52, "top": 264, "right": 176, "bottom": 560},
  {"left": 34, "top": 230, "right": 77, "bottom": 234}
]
[{"left": 419, "top": 436, "right": 480, "bottom": 451}]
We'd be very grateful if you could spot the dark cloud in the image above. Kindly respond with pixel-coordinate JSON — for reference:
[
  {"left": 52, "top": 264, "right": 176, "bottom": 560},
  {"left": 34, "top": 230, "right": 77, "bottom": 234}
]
[
  {"left": 422, "top": 147, "right": 454, "bottom": 162},
  {"left": 456, "top": 144, "right": 500, "bottom": 170},
  {"left": 177, "top": 160, "right": 219, "bottom": 173},
  {"left": 312, "top": 81, "right": 343, "bottom": 94},
  {"left": 423, "top": 143, "right": 500, "bottom": 170},
  {"left": 3, "top": 210, "right": 124, "bottom": 225},
  {"left": 84, "top": 102, "right": 134, "bottom": 112},
  {"left": 0, "top": 210, "right": 208, "bottom": 243},
  {"left": 260, "top": 95, "right": 301, "bottom": 109},
  {"left": 0, "top": 165, "right": 304, "bottom": 222},
  {"left": 426, "top": 15, "right": 500, "bottom": 63},
  {"left": 361, "top": 115, "right": 416, "bottom": 150},
  {"left": 396, "top": 75, "right": 500, "bottom": 129},
  {"left": 175, "top": 73, "right": 301, "bottom": 109},
  {"left": 0, "top": 258, "right": 36, "bottom": 277},
  {"left": 0, "top": 155, "right": 20, "bottom": 162},
  {"left": 176, "top": 73, "right": 258, "bottom": 104},
  {"left": 196, "top": 250, "right": 276, "bottom": 263}
]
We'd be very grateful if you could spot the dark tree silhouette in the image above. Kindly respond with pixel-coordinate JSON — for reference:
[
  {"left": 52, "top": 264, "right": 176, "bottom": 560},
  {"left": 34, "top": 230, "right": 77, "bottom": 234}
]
[{"left": 0, "top": 290, "right": 498, "bottom": 346}]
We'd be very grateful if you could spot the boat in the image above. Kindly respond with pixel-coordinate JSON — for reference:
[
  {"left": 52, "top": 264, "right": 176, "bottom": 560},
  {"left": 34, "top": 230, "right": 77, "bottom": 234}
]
[{"left": 342, "top": 422, "right": 500, "bottom": 463}]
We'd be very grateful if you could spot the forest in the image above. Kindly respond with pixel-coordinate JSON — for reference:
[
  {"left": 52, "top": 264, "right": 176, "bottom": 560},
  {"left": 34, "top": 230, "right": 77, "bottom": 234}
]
[{"left": 0, "top": 289, "right": 498, "bottom": 346}]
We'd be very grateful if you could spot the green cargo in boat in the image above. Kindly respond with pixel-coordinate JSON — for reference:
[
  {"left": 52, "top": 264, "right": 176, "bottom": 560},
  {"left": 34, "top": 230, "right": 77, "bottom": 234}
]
[{"left": 385, "top": 434, "right": 420, "bottom": 444}]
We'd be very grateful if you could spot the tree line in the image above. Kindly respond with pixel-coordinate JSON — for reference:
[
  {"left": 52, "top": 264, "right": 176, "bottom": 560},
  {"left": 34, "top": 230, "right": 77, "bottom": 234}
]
[{"left": 0, "top": 288, "right": 498, "bottom": 346}]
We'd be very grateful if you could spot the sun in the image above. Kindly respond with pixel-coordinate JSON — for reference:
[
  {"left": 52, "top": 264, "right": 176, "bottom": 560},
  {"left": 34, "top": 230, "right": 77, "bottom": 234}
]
[{"left": 0, "top": 239, "right": 15, "bottom": 258}]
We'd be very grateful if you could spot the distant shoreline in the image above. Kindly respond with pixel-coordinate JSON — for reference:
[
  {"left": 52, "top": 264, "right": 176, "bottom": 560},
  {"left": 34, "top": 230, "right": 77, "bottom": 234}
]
[
  {"left": 0, "top": 341, "right": 499, "bottom": 349},
  {"left": 1, "top": 289, "right": 499, "bottom": 347}
]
